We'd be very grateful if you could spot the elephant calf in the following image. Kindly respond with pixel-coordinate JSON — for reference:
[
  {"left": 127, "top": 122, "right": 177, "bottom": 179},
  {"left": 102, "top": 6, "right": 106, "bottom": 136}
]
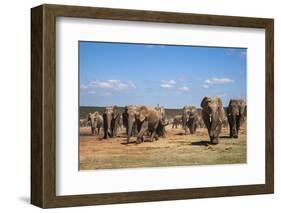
[
  {"left": 227, "top": 99, "right": 246, "bottom": 138},
  {"left": 182, "top": 106, "right": 200, "bottom": 134},
  {"left": 172, "top": 115, "right": 182, "bottom": 128}
]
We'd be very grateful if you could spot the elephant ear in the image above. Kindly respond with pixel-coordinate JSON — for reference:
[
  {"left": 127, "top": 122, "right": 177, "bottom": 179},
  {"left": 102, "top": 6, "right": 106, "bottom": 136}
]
[
  {"left": 227, "top": 99, "right": 233, "bottom": 115},
  {"left": 200, "top": 97, "right": 210, "bottom": 109},
  {"left": 215, "top": 97, "right": 225, "bottom": 121},
  {"left": 190, "top": 106, "right": 197, "bottom": 114},
  {"left": 138, "top": 106, "right": 149, "bottom": 122},
  {"left": 238, "top": 100, "right": 246, "bottom": 117},
  {"left": 112, "top": 105, "right": 119, "bottom": 119}
]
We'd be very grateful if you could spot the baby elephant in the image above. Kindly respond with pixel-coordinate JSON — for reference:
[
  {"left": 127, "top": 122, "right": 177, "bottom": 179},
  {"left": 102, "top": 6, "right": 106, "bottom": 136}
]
[{"left": 88, "top": 112, "right": 103, "bottom": 136}]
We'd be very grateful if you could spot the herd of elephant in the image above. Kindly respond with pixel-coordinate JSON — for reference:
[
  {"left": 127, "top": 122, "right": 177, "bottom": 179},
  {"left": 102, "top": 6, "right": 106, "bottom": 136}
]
[{"left": 81, "top": 97, "right": 246, "bottom": 144}]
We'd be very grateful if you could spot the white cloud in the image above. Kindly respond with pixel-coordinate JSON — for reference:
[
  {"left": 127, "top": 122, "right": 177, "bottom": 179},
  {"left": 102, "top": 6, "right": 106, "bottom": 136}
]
[
  {"left": 160, "top": 80, "right": 176, "bottom": 88},
  {"left": 80, "top": 84, "right": 88, "bottom": 90},
  {"left": 128, "top": 81, "right": 136, "bottom": 88},
  {"left": 83, "top": 80, "right": 136, "bottom": 91},
  {"left": 202, "top": 84, "right": 209, "bottom": 89},
  {"left": 161, "top": 84, "right": 173, "bottom": 88},
  {"left": 204, "top": 77, "right": 234, "bottom": 85},
  {"left": 107, "top": 79, "right": 120, "bottom": 83},
  {"left": 177, "top": 86, "right": 189, "bottom": 92}
]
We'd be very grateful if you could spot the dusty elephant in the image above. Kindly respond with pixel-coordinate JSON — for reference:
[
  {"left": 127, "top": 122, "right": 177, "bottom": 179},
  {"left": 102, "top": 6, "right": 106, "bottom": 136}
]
[
  {"left": 135, "top": 106, "right": 166, "bottom": 143},
  {"left": 172, "top": 115, "right": 182, "bottom": 129},
  {"left": 80, "top": 119, "right": 87, "bottom": 127},
  {"left": 197, "top": 115, "right": 205, "bottom": 128},
  {"left": 154, "top": 106, "right": 167, "bottom": 137},
  {"left": 227, "top": 99, "right": 246, "bottom": 138},
  {"left": 125, "top": 105, "right": 167, "bottom": 143},
  {"left": 182, "top": 106, "right": 200, "bottom": 134},
  {"left": 88, "top": 112, "right": 103, "bottom": 135},
  {"left": 122, "top": 105, "right": 139, "bottom": 138},
  {"left": 103, "top": 106, "right": 120, "bottom": 139},
  {"left": 201, "top": 96, "right": 226, "bottom": 144}
]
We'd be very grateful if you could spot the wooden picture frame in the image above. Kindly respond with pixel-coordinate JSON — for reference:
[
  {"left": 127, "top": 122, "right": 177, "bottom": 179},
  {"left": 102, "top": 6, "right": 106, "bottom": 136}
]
[{"left": 31, "top": 4, "right": 274, "bottom": 208}]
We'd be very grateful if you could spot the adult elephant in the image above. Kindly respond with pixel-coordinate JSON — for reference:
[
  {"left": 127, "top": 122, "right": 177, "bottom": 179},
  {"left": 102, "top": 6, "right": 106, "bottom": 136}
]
[
  {"left": 227, "top": 99, "right": 246, "bottom": 138},
  {"left": 122, "top": 105, "right": 138, "bottom": 138},
  {"left": 103, "top": 106, "right": 120, "bottom": 139},
  {"left": 154, "top": 106, "right": 167, "bottom": 137},
  {"left": 126, "top": 105, "right": 167, "bottom": 143},
  {"left": 201, "top": 96, "right": 226, "bottom": 144},
  {"left": 88, "top": 112, "right": 103, "bottom": 135},
  {"left": 135, "top": 106, "right": 166, "bottom": 143},
  {"left": 182, "top": 106, "right": 200, "bottom": 134}
]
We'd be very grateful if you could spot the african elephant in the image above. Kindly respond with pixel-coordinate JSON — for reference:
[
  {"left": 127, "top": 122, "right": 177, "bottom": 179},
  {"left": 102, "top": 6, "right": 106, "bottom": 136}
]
[
  {"left": 88, "top": 112, "right": 103, "bottom": 135},
  {"left": 80, "top": 119, "right": 87, "bottom": 127},
  {"left": 182, "top": 106, "right": 200, "bottom": 134},
  {"left": 122, "top": 105, "right": 138, "bottom": 139},
  {"left": 103, "top": 106, "right": 120, "bottom": 139},
  {"left": 154, "top": 106, "right": 167, "bottom": 137},
  {"left": 125, "top": 105, "right": 167, "bottom": 143},
  {"left": 227, "top": 99, "right": 246, "bottom": 138},
  {"left": 172, "top": 115, "right": 182, "bottom": 128},
  {"left": 117, "top": 114, "right": 123, "bottom": 132},
  {"left": 201, "top": 97, "right": 226, "bottom": 144},
  {"left": 135, "top": 106, "right": 167, "bottom": 143},
  {"left": 197, "top": 115, "right": 205, "bottom": 128}
]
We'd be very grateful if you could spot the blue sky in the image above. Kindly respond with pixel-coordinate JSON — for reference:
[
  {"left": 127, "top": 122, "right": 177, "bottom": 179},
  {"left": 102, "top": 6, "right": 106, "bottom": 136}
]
[{"left": 79, "top": 41, "right": 246, "bottom": 108}]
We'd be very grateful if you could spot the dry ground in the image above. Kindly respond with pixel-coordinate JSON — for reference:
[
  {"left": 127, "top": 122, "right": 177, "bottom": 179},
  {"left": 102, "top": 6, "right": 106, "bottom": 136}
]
[{"left": 79, "top": 124, "right": 246, "bottom": 170}]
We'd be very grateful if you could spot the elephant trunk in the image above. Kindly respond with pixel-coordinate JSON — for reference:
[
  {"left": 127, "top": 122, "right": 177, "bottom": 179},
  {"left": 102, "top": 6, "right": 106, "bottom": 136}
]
[
  {"left": 209, "top": 112, "right": 220, "bottom": 144},
  {"left": 182, "top": 116, "right": 188, "bottom": 134},
  {"left": 107, "top": 114, "right": 112, "bottom": 138},
  {"left": 231, "top": 114, "right": 238, "bottom": 138},
  {"left": 127, "top": 116, "right": 134, "bottom": 143}
]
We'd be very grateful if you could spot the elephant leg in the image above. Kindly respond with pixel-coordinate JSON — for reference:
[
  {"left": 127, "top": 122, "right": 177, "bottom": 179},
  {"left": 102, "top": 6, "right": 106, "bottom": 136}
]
[
  {"left": 150, "top": 122, "right": 159, "bottom": 142},
  {"left": 228, "top": 120, "right": 233, "bottom": 138},
  {"left": 137, "top": 121, "right": 148, "bottom": 143},
  {"left": 103, "top": 128, "right": 108, "bottom": 139},
  {"left": 235, "top": 117, "right": 241, "bottom": 138},
  {"left": 150, "top": 131, "right": 156, "bottom": 142}
]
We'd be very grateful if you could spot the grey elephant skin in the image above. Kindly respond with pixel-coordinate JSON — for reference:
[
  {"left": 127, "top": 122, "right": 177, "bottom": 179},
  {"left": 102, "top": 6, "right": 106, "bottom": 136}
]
[
  {"left": 201, "top": 97, "right": 226, "bottom": 144},
  {"left": 88, "top": 112, "right": 103, "bottom": 135},
  {"left": 172, "top": 115, "right": 182, "bottom": 129},
  {"left": 182, "top": 106, "right": 200, "bottom": 134},
  {"left": 154, "top": 106, "right": 167, "bottom": 138},
  {"left": 124, "top": 105, "right": 167, "bottom": 143},
  {"left": 122, "top": 105, "right": 139, "bottom": 142},
  {"left": 227, "top": 99, "right": 246, "bottom": 138},
  {"left": 103, "top": 106, "right": 120, "bottom": 139}
]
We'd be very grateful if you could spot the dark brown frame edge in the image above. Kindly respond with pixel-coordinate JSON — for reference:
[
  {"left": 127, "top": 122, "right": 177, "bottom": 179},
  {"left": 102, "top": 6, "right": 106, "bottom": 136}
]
[{"left": 31, "top": 4, "right": 274, "bottom": 208}]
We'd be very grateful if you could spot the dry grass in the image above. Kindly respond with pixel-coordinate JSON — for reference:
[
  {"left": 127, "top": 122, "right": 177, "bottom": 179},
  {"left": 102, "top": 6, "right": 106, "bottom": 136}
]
[{"left": 79, "top": 125, "right": 246, "bottom": 170}]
